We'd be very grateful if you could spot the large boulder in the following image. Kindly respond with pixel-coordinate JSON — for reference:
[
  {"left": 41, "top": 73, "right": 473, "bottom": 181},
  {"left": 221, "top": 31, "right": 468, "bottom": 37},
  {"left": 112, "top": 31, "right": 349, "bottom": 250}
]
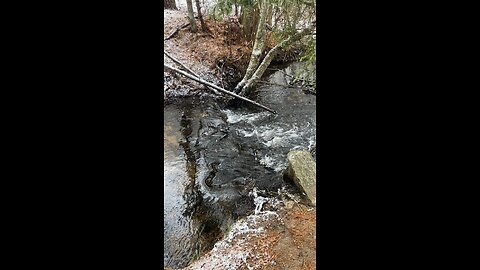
[{"left": 287, "top": 150, "right": 316, "bottom": 206}]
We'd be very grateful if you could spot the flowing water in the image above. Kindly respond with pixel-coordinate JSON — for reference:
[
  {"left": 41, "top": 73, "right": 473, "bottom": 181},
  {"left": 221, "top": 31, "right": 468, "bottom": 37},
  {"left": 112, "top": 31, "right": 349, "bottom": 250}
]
[{"left": 164, "top": 63, "right": 316, "bottom": 268}]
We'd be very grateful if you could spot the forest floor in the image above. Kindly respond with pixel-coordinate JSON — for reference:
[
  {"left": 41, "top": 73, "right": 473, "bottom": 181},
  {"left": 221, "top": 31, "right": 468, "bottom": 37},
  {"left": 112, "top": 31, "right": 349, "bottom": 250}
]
[
  {"left": 164, "top": 6, "right": 251, "bottom": 102},
  {"left": 164, "top": 5, "right": 316, "bottom": 270}
]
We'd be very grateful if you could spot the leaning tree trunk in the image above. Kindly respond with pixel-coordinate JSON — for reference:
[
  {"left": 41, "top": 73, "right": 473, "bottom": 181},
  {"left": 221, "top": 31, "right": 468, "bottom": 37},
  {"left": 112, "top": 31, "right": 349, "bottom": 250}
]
[
  {"left": 234, "top": 0, "right": 270, "bottom": 93},
  {"left": 238, "top": 24, "right": 316, "bottom": 97},
  {"left": 164, "top": 0, "right": 177, "bottom": 9},
  {"left": 186, "top": 0, "right": 197, "bottom": 32},
  {"left": 194, "top": 0, "right": 209, "bottom": 32}
]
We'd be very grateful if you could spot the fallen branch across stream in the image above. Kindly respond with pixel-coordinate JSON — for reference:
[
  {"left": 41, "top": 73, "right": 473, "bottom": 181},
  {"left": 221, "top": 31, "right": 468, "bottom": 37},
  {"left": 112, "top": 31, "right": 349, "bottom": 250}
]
[{"left": 164, "top": 63, "right": 277, "bottom": 114}]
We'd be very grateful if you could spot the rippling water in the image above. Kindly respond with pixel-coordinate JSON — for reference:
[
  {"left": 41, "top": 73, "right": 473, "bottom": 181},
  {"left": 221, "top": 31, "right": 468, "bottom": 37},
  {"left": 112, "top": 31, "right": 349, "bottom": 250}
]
[{"left": 164, "top": 63, "right": 316, "bottom": 268}]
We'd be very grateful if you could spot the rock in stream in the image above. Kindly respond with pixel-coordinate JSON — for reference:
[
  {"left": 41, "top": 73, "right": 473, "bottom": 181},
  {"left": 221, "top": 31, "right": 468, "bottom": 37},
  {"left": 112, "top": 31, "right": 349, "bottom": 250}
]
[{"left": 287, "top": 150, "right": 317, "bottom": 206}]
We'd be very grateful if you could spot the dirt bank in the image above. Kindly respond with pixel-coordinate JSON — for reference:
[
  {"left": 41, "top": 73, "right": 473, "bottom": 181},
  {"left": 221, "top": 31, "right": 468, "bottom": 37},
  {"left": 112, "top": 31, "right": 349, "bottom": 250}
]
[{"left": 164, "top": 8, "right": 251, "bottom": 103}]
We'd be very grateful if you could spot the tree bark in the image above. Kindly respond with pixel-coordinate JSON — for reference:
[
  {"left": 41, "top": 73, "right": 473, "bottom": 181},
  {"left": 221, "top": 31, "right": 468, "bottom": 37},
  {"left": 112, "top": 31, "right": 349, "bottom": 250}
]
[
  {"left": 164, "top": 0, "right": 177, "bottom": 9},
  {"left": 194, "top": 0, "right": 209, "bottom": 32},
  {"left": 186, "top": 0, "right": 197, "bottom": 32},
  {"left": 240, "top": 5, "right": 260, "bottom": 42},
  {"left": 235, "top": 0, "right": 270, "bottom": 92}
]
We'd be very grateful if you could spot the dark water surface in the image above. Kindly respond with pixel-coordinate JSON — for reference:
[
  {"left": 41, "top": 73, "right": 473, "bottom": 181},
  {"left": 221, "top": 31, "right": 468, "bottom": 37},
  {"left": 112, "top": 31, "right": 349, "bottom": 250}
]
[{"left": 163, "top": 63, "right": 316, "bottom": 268}]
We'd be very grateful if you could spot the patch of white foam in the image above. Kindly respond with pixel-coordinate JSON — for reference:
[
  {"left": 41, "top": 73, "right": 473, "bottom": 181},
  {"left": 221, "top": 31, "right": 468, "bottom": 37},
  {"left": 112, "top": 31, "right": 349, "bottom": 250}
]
[
  {"left": 258, "top": 155, "right": 275, "bottom": 169},
  {"left": 259, "top": 154, "right": 287, "bottom": 173},
  {"left": 223, "top": 110, "right": 269, "bottom": 124},
  {"left": 249, "top": 188, "right": 281, "bottom": 215},
  {"left": 237, "top": 125, "right": 302, "bottom": 147},
  {"left": 262, "top": 127, "right": 300, "bottom": 148}
]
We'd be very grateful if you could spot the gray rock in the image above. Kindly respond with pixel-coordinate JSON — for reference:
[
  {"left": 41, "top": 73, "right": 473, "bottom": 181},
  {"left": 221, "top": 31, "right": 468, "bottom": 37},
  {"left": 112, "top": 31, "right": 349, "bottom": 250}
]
[{"left": 287, "top": 150, "right": 316, "bottom": 206}]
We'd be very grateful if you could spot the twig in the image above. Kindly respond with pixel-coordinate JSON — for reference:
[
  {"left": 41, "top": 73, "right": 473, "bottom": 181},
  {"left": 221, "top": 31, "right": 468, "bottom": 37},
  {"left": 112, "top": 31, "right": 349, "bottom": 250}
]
[
  {"left": 164, "top": 22, "right": 190, "bottom": 41},
  {"left": 233, "top": 53, "right": 245, "bottom": 62},
  {"left": 164, "top": 16, "right": 201, "bottom": 41}
]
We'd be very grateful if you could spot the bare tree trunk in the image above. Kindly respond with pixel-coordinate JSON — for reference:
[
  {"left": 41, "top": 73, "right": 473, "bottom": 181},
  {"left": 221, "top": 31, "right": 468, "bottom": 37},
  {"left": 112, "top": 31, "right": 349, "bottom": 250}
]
[
  {"left": 235, "top": 0, "right": 270, "bottom": 92},
  {"left": 240, "top": 5, "right": 260, "bottom": 42},
  {"left": 238, "top": 24, "right": 315, "bottom": 97},
  {"left": 164, "top": 0, "right": 177, "bottom": 9},
  {"left": 194, "top": 0, "right": 209, "bottom": 32},
  {"left": 267, "top": 5, "right": 273, "bottom": 28},
  {"left": 186, "top": 0, "right": 197, "bottom": 32}
]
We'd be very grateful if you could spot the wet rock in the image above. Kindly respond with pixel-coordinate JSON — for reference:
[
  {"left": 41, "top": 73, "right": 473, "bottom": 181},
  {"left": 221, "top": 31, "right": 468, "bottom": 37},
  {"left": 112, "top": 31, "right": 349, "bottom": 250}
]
[{"left": 287, "top": 150, "right": 316, "bottom": 206}]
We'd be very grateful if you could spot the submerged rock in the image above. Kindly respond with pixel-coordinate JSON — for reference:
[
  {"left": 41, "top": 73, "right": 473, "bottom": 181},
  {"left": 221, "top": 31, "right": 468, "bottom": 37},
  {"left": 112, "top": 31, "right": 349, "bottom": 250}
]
[{"left": 287, "top": 150, "right": 316, "bottom": 206}]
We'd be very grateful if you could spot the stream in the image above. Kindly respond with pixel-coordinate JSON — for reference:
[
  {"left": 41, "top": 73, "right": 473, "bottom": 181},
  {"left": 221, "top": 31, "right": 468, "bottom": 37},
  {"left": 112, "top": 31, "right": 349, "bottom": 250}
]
[{"left": 163, "top": 63, "right": 316, "bottom": 268}]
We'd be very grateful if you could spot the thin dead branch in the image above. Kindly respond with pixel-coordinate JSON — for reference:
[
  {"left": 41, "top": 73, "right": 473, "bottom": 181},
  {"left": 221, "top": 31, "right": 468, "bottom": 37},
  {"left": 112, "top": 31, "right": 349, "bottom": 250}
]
[
  {"left": 164, "top": 22, "right": 190, "bottom": 41},
  {"left": 164, "top": 63, "right": 276, "bottom": 114}
]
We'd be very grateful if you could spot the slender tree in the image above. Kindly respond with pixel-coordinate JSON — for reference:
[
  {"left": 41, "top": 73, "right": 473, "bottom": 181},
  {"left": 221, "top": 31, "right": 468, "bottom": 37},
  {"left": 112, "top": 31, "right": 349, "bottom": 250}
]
[
  {"left": 186, "top": 0, "right": 197, "bottom": 32},
  {"left": 240, "top": 4, "right": 260, "bottom": 42},
  {"left": 194, "top": 0, "right": 209, "bottom": 32},
  {"left": 235, "top": 0, "right": 270, "bottom": 92}
]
